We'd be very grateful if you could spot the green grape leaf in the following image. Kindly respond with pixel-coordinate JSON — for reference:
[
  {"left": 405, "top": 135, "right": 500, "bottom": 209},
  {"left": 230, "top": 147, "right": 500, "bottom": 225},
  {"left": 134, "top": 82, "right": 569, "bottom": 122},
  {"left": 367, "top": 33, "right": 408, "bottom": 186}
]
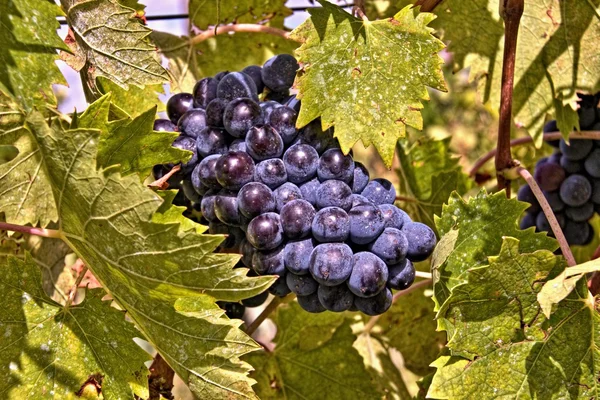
[
  {"left": 433, "top": 190, "right": 558, "bottom": 311},
  {"left": 538, "top": 257, "right": 600, "bottom": 318},
  {"left": 0, "top": 93, "right": 56, "bottom": 227},
  {"left": 431, "top": 0, "right": 600, "bottom": 144},
  {"left": 97, "top": 76, "right": 166, "bottom": 116},
  {"left": 438, "top": 238, "right": 565, "bottom": 359},
  {"left": 290, "top": 2, "right": 446, "bottom": 167},
  {"left": 0, "top": 0, "right": 68, "bottom": 110},
  {"left": 428, "top": 280, "right": 600, "bottom": 399},
  {"left": 0, "top": 254, "right": 150, "bottom": 399},
  {"left": 369, "top": 282, "right": 445, "bottom": 376},
  {"left": 153, "top": 31, "right": 297, "bottom": 93},
  {"left": 553, "top": 96, "right": 580, "bottom": 137},
  {"left": 25, "top": 110, "right": 275, "bottom": 399},
  {"left": 245, "top": 301, "right": 382, "bottom": 400},
  {"left": 190, "top": 0, "right": 292, "bottom": 30},
  {"left": 396, "top": 138, "right": 471, "bottom": 230},
  {"left": 60, "top": 0, "right": 168, "bottom": 96}
]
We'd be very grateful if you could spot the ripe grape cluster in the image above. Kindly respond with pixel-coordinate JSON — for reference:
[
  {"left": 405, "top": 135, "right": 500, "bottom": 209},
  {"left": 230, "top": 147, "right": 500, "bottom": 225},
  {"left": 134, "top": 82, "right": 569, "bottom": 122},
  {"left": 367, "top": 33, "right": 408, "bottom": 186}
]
[
  {"left": 152, "top": 54, "right": 436, "bottom": 317},
  {"left": 519, "top": 93, "right": 600, "bottom": 246}
]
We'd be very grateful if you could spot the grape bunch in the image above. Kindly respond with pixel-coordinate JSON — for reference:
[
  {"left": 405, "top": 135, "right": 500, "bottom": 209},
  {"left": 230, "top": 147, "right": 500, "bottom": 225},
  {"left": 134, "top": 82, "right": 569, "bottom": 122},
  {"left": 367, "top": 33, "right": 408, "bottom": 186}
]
[
  {"left": 152, "top": 54, "right": 437, "bottom": 317},
  {"left": 519, "top": 93, "right": 600, "bottom": 246}
]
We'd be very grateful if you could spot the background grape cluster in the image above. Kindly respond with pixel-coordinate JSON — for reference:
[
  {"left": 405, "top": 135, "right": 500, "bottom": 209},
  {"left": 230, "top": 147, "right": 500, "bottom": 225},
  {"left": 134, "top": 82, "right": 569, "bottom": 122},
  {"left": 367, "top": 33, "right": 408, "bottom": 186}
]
[
  {"left": 152, "top": 55, "right": 437, "bottom": 317},
  {"left": 519, "top": 93, "right": 600, "bottom": 246}
]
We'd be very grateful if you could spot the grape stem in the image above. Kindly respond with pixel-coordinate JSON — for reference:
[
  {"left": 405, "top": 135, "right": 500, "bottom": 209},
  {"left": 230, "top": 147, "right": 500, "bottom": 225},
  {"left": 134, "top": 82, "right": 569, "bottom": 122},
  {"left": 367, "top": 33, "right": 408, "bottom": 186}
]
[
  {"left": 496, "top": 0, "right": 524, "bottom": 196},
  {"left": 64, "top": 260, "right": 88, "bottom": 311},
  {"left": 362, "top": 278, "right": 433, "bottom": 334},
  {"left": 517, "top": 167, "right": 576, "bottom": 267},
  {"left": 0, "top": 222, "right": 62, "bottom": 239},
  {"left": 353, "top": 0, "right": 369, "bottom": 21},
  {"left": 148, "top": 165, "right": 181, "bottom": 190},
  {"left": 160, "top": 24, "right": 293, "bottom": 53},
  {"left": 469, "top": 131, "right": 600, "bottom": 177},
  {"left": 245, "top": 294, "right": 296, "bottom": 336},
  {"left": 414, "top": 0, "right": 445, "bottom": 11},
  {"left": 395, "top": 195, "right": 419, "bottom": 203}
]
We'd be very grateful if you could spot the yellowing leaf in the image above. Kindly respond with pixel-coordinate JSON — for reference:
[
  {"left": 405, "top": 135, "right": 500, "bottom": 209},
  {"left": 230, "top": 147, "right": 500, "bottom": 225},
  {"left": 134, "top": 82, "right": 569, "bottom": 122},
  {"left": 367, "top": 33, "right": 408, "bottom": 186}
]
[
  {"left": 291, "top": 2, "right": 446, "bottom": 167},
  {"left": 190, "top": 0, "right": 291, "bottom": 29}
]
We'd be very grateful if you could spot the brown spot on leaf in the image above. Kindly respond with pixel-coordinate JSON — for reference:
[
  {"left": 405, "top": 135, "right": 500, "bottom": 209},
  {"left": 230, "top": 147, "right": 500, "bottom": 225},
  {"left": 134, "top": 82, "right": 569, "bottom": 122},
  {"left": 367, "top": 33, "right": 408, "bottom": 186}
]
[
  {"left": 76, "top": 373, "right": 103, "bottom": 397},
  {"left": 388, "top": 18, "right": 400, "bottom": 26},
  {"left": 351, "top": 67, "right": 362, "bottom": 78},
  {"left": 395, "top": 118, "right": 407, "bottom": 125},
  {"left": 546, "top": 8, "right": 559, "bottom": 26},
  {"left": 408, "top": 106, "right": 420, "bottom": 111}
]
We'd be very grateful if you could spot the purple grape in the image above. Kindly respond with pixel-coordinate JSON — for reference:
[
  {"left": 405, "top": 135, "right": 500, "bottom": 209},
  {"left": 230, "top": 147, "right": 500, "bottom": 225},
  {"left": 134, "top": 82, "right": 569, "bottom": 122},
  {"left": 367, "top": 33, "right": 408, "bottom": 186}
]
[
  {"left": 255, "top": 158, "right": 288, "bottom": 189},
  {"left": 317, "top": 148, "right": 354, "bottom": 183},
  {"left": 309, "top": 243, "right": 353, "bottom": 286},
  {"left": 368, "top": 228, "right": 409, "bottom": 265},
  {"left": 260, "top": 100, "right": 281, "bottom": 121},
  {"left": 387, "top": 259, "right": 415, "bottom": 290},
  {"left": 294, "top": 119, "right": 332, "bottom": 154},
  {"left": 223, "top": 98, "right": 263, "bottom": 138},
  {"left": 299, "top": 177, "right": 320, "bottom": 206},
  {"left": 584, "top": 148, "right": 600, "bottom": 178},
  {"left": 241, "top": 65, "right": 265, "bottom": 93},
  {"left": 284, "top": 238, "right": 315, "bottom": 275},
  {"left": 565, "top": 203, "right": 595, "bottom": 222},
  {"left": 215, "top": 151, "right": 255, "bottom": 190},
  {"left": 177, "top": 109, "right": 208, "bottom": 138},
  {"left": 246, "top": 212, "right": 283, "bottom": 250},
  {"left": 520, "top": 212, "right": 536, "bottom": 230},
  {"left": 205, "top": 98, "right": 229, "bottom": 127},
  {"left": 348, "top": 203, "right": 385, "bottom": 245},
  {"left": 379, "top": 204, "right": 411, "bottom": 230},
  {"left": 560, "top": 155, "right": 584, "bottom": 174},
  {"left": 287, "top": 273, "right": 318, "bottom": 296},
  {"left": 273, "top": 182, "right": 303, "bottom": 212},
  {"left": 192, "top": 77, "right": 218, "bottom": 108},
  {"left": 543, "top": 190, "right": 565, "bottom": 212},
  {"left": 402, "top": 222, "right": 437, "bottom": 262},
  {"left": 195, "top": 154, "right": 222, "bottom": 189},
  {"left": 269, "top": 274, "right": 292, "bottom": 297},
  {"left": 245, "top": 124, "right": 284, "bottom": 161},
  {"left": 167, "top": 92, "right": 194, "bottom": 123},
  {"left": 200, "top": 189, "right": 219, "bottom": 222},
  {"left": 280, "top": 199, "right": 316, "bottom": 239},
  {"left": 253, "top": 245, "right": 285, "bottom": 276},
  {"left": 316, "top": 180, "right": 353, "bottom": 211},
  {"left": 312, "top": 207, "right": 350, "bottom": 242},
  {"left": 171, "top": 135, "right": 198, "bottom": 173},
  {"left": 217, "top": 72, "right": 259, "bottom": 101},
  {"left": 269, "top": 106, "right": 298, "bottom": 144},
  {"left": 237, "top": 182, "right": 276, "bottom": 219},
  {"left": 533, "top": 162, "right": 566, "bottom": 192},
  {"left": 240, "top": 239, "right": 256, "bottom": 267},
  {"left": 361, "top": 178, "right": 396, "bottom": 205},
  {"left": 559, "top": 174, "right": 592, "bottom": 207},
  {"left": 214, "top": 189, "right": 242, "bottom": 226},
  {"left": 354, "top": 288, "right": 393, "bottom": 316},
  {"left": 283, "top": 144, "right": 319, "bottom": 184},
  {"left": 196, "top": 127, "right": 228, "bottom": 157},
  {"left": 297, "top": 292, "right": 326, "bottom": 313},
  {"left": 154, "top": 119, "right": 176, "bottom": 132},
  {"left": 242, "top": 291, "right": 269, "bottom": 308},
  {"left": 261, "top": 54, "right": 298, "bottom": 92},
  {"left": 229, "top": 139, "right": 247, "bottom": 153},
  {"left": 517, "top": 184, "right": 541, "bottom": 214},
  {"left": 559, "top": 139, "right": 593, "bottom": 161},
  {"left": 348, "top": 252, "right": 388, "bottom": 298},
  {"left": 352, "top": 162, "right": 370, "bottom": 193},
  {"left": 564, "top": 220, "right": 592, "bottom": 246},
  {"left": 317, "top": 284, "right": 354, "bottom": 312}
]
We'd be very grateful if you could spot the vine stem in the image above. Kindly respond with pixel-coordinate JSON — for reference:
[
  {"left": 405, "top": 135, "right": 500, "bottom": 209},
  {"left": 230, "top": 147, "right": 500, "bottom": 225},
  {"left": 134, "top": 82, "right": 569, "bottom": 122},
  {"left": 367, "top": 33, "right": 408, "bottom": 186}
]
[
  {"left": 469, "top": 131, "right": 600, "bottom": 177},
  {"left": 245, "top": 294, "right": 295, "bottom": 336},
  {"left": 0, "top": 222, "right": 62, "bottom": 239},
  {"left": 363, "top": 278, "right": 433, "bottom": 334},
  {"left": 414, "top": 0, "right": 445, "bottom": 11},
  {"left": 160, "top": 24, "right": 293, "bottom": 53},
  {"left": 496, "top": 0, "right": 524, "bottom": 196},
  {"left": 517, "top": 167, "right": 576, "bottom": 267},
  {"left": 64, "top": 260, "right": 88, "bottom": 311}
]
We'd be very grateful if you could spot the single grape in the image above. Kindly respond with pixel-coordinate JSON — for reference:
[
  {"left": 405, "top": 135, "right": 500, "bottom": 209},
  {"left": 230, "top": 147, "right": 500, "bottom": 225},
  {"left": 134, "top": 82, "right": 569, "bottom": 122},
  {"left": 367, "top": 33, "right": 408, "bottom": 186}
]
[
  {"left": 181, "top": 179, "right": 201, "bottom": 202},
  {"left": 286, "top": 273, "right": 318, "bottom": 296},
  {"left": 533, "top": 162, "right": 566, "bottom": 192},
  {"left": 543, "top": 120, "right": 560, "bottom": 147},
  {"left": 265, "top": 89, "right": 290, "bottom": 103},
  {"left": 542, "top": 191, "right": 565, "bottom": 212},
  {"left": 536, "top": 157, "right": 549, "bottom": 169},
  {"left": 402, "top": 222, "right": 437, "bottom": 261},
  {"left": 245, "top": 124, "right": 284, "bottom": 161},
  {"left": 312, "top": 207, "right": 350, "bottom": 242},
  {"left": 565, "top": 202, "right": 595, "bottom": 222},
  {"left": 261, "top": 54, "right": 298, "bottom": 92},
  {"left": 154, "top": 119, "right": 176, "bottom": 132},
  {"left": 200, "top": 189, "right": 219, "bottom": 222},
  {"left": 299, "top": 178, "right": 320, "bottom": 206},
  {"left": 218, "top": 302, "right": 245, "bottom": 319},
  {"left": 196, "top": 127, "right": 228, "bottom": 157},
  {"left": 348, "top": 252, "right": 388, "bottom": 298},
  {"left": 269, "top": 274, "right": 292, "bottom": 297},
  {"left": 559, "top": 174, "right": 592, "bottom": 207},
  {"left": 535, "top": 211, "right": 566, "bottom": 233},
  {"left": 241, "top": 65, "right": 265, "bottom": 93},
  {"left": 354, "top": 288, "right": 393, "bottom": 316},
  {"left": 269, "top": 106, "right": 298, "bottom": 144},
  {"left": 214, "top": 189, "right": 242, "bottom": 226},
  {"left": 361, "top": 178, "right": 396, "bottom": 205},
  {"left": 297, "top": 292, "right": 326, "bottom": 313},
  {"left": 352, "top": 162, "right": 370, "bottom": 193},
  {"left": 387, "top": 259, "right": 415, "bottom": 290},
  {"left": 294, "top": 119, "right": 332, "bottom": 154},
  {"left": 559, "top": 139, "right": 593, "bottom": 161},
  {"left": 548, "top": 152, "right": 562, "bottom": 164},
  {"left": 223, "top": 98, "right": 263, "bottom": 138},
  {"left": 284, "top": 238, "right": 315, "bottom": 275},
  {"left": 316, "top": 180, "right": 353, "bottom": 211},
  {"left": 351, "top": 194, "right": 374, "bottom": 208},
  {"left": 284, "top": 94, "right": 301, "bottom": 112},
  {"left": 283, "top": 144, "right": 319, "bottom": 184},
  {"left": 517, "top": 184, "right": 541, "bottom": 214},
  {"left": 214, "top": 70, "right": 229, "bottom": 81},
  {"left": 190, "top": 164, "right": 208, "bottom": 195},
  {"left": 560, "top": 155, "right": 584, "bottom": 174},
  {"left": 237, "top": 182, "right": 276, "bottom": 219},
  {"left": 592, "top": 179, "right": 600, "bottom": 205},
  {"left": 309, "top": 243, "right": 353, "bottom": 286},
  {"left": 280, "top": 199, "right": 316, "bottom": 239},
  {"left": 519, "top": 212, "right": 536, "bottom": 230},
  {"left": 195, "top": 154, "right": 222, "bottom": 189},
  {"left": 368, "top": 228, "right": 409, "bottom": 265},
  {"left": 348, "top": 203, "right": 385, "bottom": 245},
  {"left": 317, "top": 148, "right": 354, "bottom": 183},
  {"left": 260, "top": 100, "right": 281, "bottom": 121},
  {"left": 192, "top": 77, "right": 218, "bottom": 108},
  {"left": 273, "top": 182, "right": 303, "bottom": 212},
  {"left": 166, "top": 92, "right": 194, "bottom": 123},
  {"left": 564, "top": 220, "right": 592, "bottom": 246},
  {"left": 584, "top": 148, "right": 600, "bottom": 178},
  {"left": 246, "top": 212, "right": 284, "bottom": 250},
  {"left": 177, "top": 109, "right": 208, "bottom": 139},
  {"left": 205, "top": 98, "right": 229, "bottom": 127},
  {"left": 239, "top": 239, "right": 256, "bottom": 268},
  {"left": 379, "top": 204, "right": 411, "bottom": 230},
  {"left": 216, "top": 72, "right": 259, "bottom": 101},
  {"left": 253, "top": 245, "right": 286, "bottom": 276},
  {"left": 317, "top": 284, "right": 355, "bottom": 312},
  {"left": 215, "top": 151, "right": 255, "bottom": 190},
  {"left": 229, "top": 139, "right": 247, "bottom": 153},
  {"left": 579, "top": 107, "right": 596, "bottom": 129},
  {"left": 242, "top": 291, "right": 269, "bottom": 308},
  {"left": 171, "top": 135, "right": 198, "bottom": 173},
  {"left": 255, "top": 158, "right": 288, "bottom": 189}
]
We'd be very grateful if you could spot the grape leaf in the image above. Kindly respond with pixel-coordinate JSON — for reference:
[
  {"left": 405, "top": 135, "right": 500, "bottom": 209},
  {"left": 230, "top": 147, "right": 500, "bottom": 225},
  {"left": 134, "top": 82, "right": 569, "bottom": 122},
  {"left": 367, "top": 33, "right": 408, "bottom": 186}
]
[
  {"left": 60, "top": 0, "right": 168, "bottom": 96},
  {"left": 25, "top": 110, "right": 275, "bottom": 398},
  {"left": 396, "top": 138, "right": 471, "bottom": 231},
  {"left": 0, "top": 93, "right": 56, "bottom": 227},
  {"left": 438, "top": 238, "right": 565, "bottom": 359},
  {"left": 190, "top": 0, "right": 292, "bottom": 30},
  {"left": 152, "top": 31, "right": 298, "bottom": 93},
  {"left": 97, "top": 76, "right": 166, "bottom": 116},
  {"left": 431, "top": 0, "right": 600, "bottom": 143},
  {"left": 433, "top": 190, "right": 558, "bottom": 311},
  {"left": 369, "top": 282, "right": 445, "bottom": 376},
  {"left": 245, "top": 301, "right": 382, "bottom": 400},
  {"left": 0, "top": 0, "right": 68, "bottom": 110},
  {"left": 290, "top": 1, "right": 446, "bottom": 167},
  {"left": 0, "top": 254, "right": 150, "bottom": 399},
  {"left": 364, "top": 0, "right": 414, "bottom": 19},
  {"left": 428, "top": 280, "right": 600, "bottom": 399}
]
